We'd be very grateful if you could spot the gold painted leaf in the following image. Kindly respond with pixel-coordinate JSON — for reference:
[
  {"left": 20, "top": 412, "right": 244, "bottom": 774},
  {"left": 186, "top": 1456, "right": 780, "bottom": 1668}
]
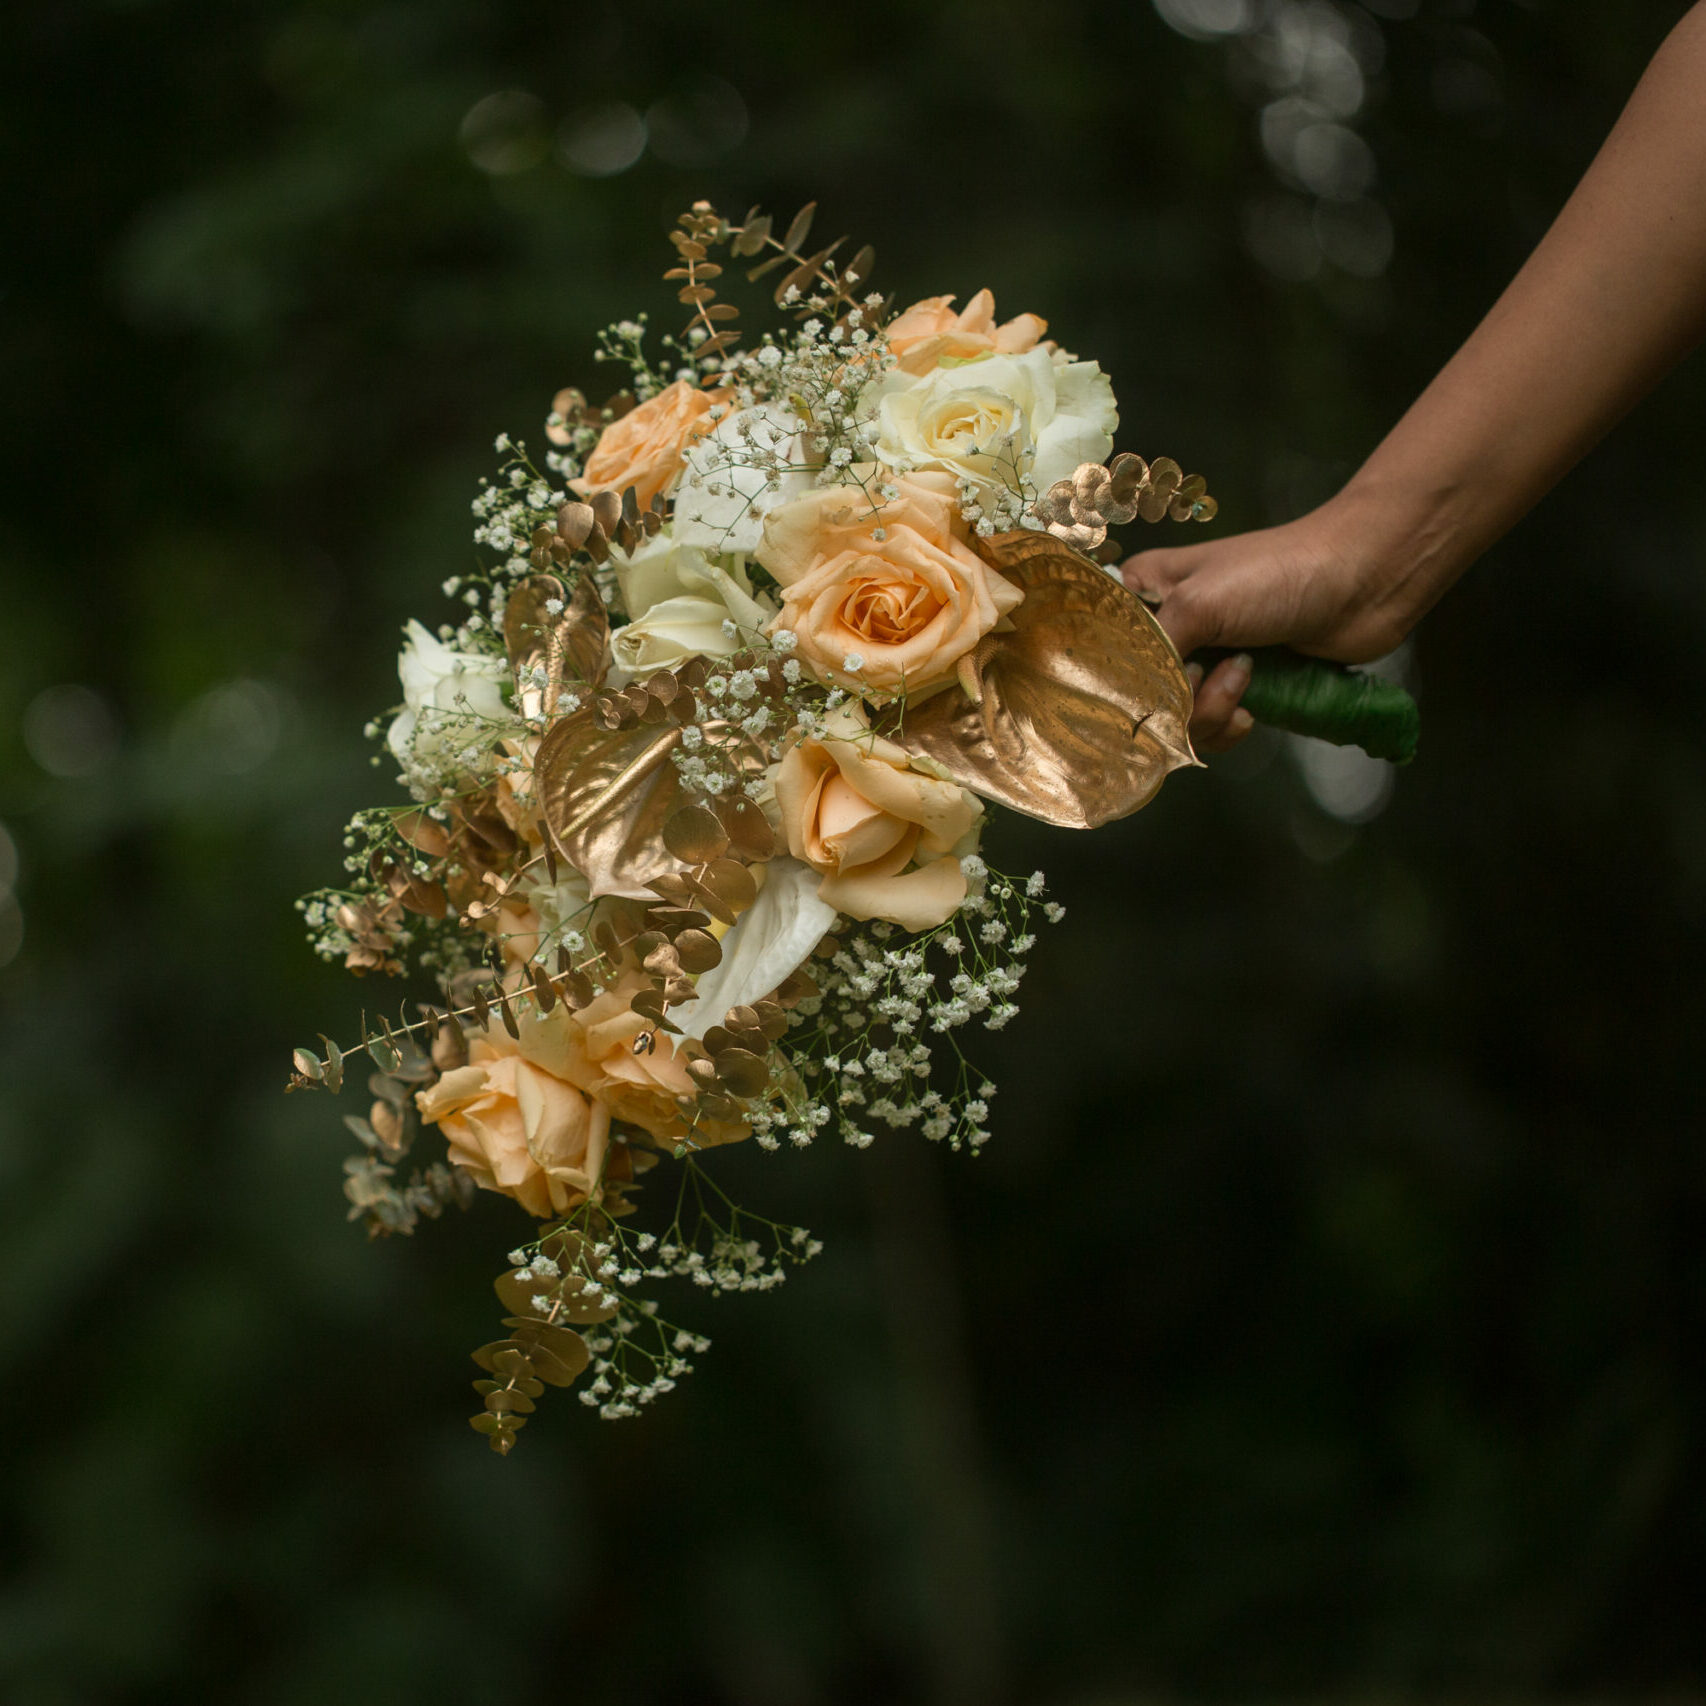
[
  {"left": 472, "top": 1341, "right": 533, "bottom": 1379},
  {"left": 699, "top": 858, "right": 757, "bottom": 915},
  {"left": 673, "top": 929, "right": 723, "bottom": 975},
  {"left": 663, "top": 804, "right": 729, "bottom": 864},
  {"left": 475, "top": 1373, "right": 545, "bottom": 1399},
  {"left": 506, "top": 1323, "right": 590, "bottom": 1386},
  {"left": 504, "top": 574, "right": 608, "bottom": 716},
  {"left": 715, "top": 795, "right": 775, "bottom": 861},
  {"left": 712, "top": 1047, "right": 770, "bottom": 1098},
  {"left": 880, "top": 532, "right": 1197, "bottom": 829},
  {"left": 536, "top": 707, "right": 763, "bottom": 899}
]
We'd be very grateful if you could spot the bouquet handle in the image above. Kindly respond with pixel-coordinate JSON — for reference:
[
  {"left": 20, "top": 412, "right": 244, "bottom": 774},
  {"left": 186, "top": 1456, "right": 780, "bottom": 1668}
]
[{"left": 1194, "top": 647, "right": 1420, "bottom": 765}]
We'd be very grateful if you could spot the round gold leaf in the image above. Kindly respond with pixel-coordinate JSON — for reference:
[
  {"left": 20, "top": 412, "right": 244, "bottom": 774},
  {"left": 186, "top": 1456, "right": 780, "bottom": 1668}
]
[
  {"left": 700, "top": 858, "right": 757, "bottom": 914},
  {"left": 521, "top": 1329, "right": 591, "bottom": 1387},
  {"left": 712, "top": 1047, "right": 770, "bottom": 1098},
  {"left": 471, "top": 1340, "right": 531, "bottom": 1378},
  {"left": 663, "top": 804, "right": 730, "bottom": 864},
  {"left": 673, "top": 928, "right": 723, "bottom": 975},
  {"left": 715, "top": 796, "right": 775, "bottom": 861}
]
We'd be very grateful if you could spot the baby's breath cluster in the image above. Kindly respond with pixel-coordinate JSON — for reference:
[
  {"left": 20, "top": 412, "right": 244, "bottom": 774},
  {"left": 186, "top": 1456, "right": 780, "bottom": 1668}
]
[
  {"left": 501, "top": 1162, "right": 821, "bottom": 1420},
  {"left": 751, "top": 863, "right": 1061, "bottom": 1155},
  {"left": 466, "top": 437, "right": 574, "bottom": 625},
  {"left": 671, "top": 625, "right": 831, "bottom": 798}
]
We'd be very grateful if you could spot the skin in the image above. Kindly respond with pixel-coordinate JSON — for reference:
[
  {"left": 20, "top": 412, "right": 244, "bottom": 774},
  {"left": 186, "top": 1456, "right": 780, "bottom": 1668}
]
[{"left": 1124, "top": 2, "right": 1706, "bottom": 752}]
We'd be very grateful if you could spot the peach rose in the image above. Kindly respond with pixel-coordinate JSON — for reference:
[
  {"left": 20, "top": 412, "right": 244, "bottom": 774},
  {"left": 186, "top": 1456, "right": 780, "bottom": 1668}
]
[
  {"left": 563, "top": 971, "right": 747, "bottom": 1148},
  {"left": 756, "top": 471, "right": 1023, "bottom": 696},
  {"left": 416, "top": 1009, "right": 612, "bottom": 1219},
  {"left": 571, "top": 379, "right": 719, "bottom": 509},
  {"left": 773, "top": 704, "right": 982, "bottom": 930},
  {"left": 885, "top": 289, "right": 1048, "bottom": 377}
]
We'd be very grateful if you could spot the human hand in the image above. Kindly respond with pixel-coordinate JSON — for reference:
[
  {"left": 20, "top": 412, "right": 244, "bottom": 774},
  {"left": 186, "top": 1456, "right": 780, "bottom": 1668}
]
[{"left": 1122, "top": 494, "right": 1432, "bottom": 752}]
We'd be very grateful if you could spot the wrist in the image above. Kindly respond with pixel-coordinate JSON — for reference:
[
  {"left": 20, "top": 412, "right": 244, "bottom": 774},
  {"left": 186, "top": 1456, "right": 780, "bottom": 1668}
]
[{"left": 1313, "top": 468, "right": 1483, "bottom": 650}]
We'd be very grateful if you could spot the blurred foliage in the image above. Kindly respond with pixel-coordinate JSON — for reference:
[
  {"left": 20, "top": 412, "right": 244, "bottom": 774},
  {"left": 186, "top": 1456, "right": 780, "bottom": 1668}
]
[{"left": 2, "top": 1, "right": 1705, "bottom": 1703}]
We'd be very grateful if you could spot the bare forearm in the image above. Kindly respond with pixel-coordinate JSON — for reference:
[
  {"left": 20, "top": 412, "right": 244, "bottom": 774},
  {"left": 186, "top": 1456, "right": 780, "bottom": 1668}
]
[
  {"left": 1125, "top": 4, "right": 1706, "bottom": 743},
  {"left": 1338, "top": 2, "right": 1706, "bottom": 620}
]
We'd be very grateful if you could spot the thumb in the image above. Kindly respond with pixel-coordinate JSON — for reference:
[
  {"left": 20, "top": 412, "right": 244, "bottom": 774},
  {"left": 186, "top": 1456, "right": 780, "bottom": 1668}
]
[{"left": 1154, "top": 578, "right": 1224, "bottom": 660}]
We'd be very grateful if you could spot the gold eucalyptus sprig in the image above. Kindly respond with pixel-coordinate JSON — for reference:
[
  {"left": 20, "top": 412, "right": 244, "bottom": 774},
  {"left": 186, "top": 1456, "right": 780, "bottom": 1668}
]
[
  {"left": 470, "top": 1225, "right": 613, "bottom": 1455},
  {"left": 733, "top": 200, "right": 881, "bottom": 323},
  {"left": 667, "top": 201, "right": 742, "bottom": 363},
  {"left": 658, "top": 199, "right": 887, "bottom": 374},
  {"left": 1030, "top": 453, "right": 1219, "bottom": 557}
]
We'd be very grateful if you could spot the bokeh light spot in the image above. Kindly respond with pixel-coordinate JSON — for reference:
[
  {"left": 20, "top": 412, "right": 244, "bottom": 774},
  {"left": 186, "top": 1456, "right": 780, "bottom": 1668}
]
[
  {"left": 1152, "top": 0, "right": 1259, "bottom": 39},
  {"left": 557, "top": 103, "right": 647, "bottom": 178},
  {"left": 459, "top": 91, "right": 550, "bottom": 176},
  {"left": 1290, "top": 121, "right": 1377, "bottom": 201},
  {"left": 23, "top": 684, "right": 120, "bottom": 777},
  {"left": 170, "top": 679, "right": 290, "bottom": 774},
  {"left": 1291, "top": 734, "right": 1395, "bottom": 824}
]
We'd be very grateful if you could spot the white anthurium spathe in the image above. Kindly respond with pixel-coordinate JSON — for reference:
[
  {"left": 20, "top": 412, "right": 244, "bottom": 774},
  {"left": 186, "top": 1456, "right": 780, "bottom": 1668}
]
[
  {"left": 609, "top": 533, "right": 777, "bottom": 682},
  {"left": 670, "top": 403, "right": 817, "bottom": 558},
  {"left": 387, "top": 619, "right": 511, "bottom": 777},
  {"left": 864, "top": 346, "right": 1117, "bottom": 510},
  {"left": 669, "top": 856, "right": 837, "bottom": 1042}
]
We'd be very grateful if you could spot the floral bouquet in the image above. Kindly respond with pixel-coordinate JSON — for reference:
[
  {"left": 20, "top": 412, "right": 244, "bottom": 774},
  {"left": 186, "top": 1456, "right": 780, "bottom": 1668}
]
[{"left": 291, "top": 200, "right": 1414, "bottom": 1451}]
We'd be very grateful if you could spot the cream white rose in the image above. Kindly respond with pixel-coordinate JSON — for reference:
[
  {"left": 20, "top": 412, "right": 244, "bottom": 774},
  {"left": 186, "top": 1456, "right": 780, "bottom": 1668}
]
[
  {"left": 864, "top": 347, "right": 1117, "bottom": 509},
  {"left": 670, "top": 404, "right": 818, "bottom": 557},
  {"left": 387, "top": 619, "right": 511, "bottom": 773},
  {"left": 609, "top": 533, "right": 777, "bottom": 681}
]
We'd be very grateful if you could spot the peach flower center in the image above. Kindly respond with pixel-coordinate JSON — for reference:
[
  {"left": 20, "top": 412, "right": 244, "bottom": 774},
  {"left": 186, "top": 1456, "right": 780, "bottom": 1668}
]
[
  {"left": 842, "top": 559, "right": 943, "bottom": 646},
  {"left": 815, "top": 772, "right": 916, "bottom": 869}
]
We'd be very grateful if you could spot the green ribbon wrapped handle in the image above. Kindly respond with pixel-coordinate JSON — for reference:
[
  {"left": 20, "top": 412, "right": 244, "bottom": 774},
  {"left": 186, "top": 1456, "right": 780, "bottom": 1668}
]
[{"left": 1196, "top": 647, "right": 1420, "bottom": 766}]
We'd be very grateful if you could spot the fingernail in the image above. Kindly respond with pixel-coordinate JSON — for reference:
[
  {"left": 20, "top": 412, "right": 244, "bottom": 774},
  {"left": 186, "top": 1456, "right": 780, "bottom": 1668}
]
[
  {"left": 1230, "top": 708, "right": 1254, "bottom": 736},
  {"left": 1226, "top": 653, "right": 1254, "bottom": 689},
  {"left": 1186, "top": 662, "right": 1204, "bottom": 690}
]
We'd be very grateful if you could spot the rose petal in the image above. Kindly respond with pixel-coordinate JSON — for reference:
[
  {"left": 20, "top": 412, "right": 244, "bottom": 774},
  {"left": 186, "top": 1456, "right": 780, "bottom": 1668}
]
[{"left": 819, "top": 854, "right": 967, "bottom": 932}]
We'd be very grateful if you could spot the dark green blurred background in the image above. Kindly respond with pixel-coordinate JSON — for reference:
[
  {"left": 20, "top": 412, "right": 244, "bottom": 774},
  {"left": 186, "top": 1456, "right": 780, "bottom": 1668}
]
[{"left": 4, "top": 2, "right": 1704, "bottom": 1702}]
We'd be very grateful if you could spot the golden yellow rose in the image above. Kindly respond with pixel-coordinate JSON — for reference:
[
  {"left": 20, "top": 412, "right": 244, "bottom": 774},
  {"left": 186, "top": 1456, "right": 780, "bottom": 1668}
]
[
  {"left": 416, "top": 1010, "right": 612, "bottom": 1219},
  {"left": 756, "top": 472, "right": 1024, "bottom": 696},
  {"left": 885, "top": 288, "right": 1048, "bottom": 377},
  {"left": 571, "top": 379, "right": 719, "bottom": 509},
  {"left": 773, "top": 704, "right": 982, "bottom": 930},
  {"left": 563, "top": 971, "right": 748, "bottom": 1148}
]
